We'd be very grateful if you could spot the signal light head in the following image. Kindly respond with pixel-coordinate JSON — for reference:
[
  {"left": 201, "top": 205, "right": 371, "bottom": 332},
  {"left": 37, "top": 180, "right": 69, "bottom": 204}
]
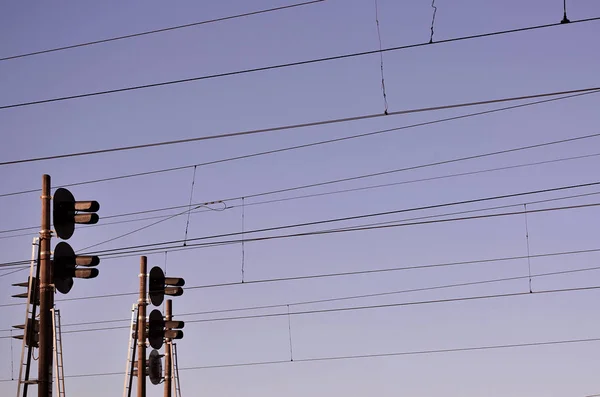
[
  {"left": 53, "top": 242, "right": 100, "bottom": 294},
  {"left": 148, "top": 266, "right": 185, "bottom": 307},
  {"left": 148, "top": 309, "right": 165, "bottom": 349},
  {"left": 148, "top": 349, "right": 163, "bottom": 385},
  {"left": 53, "top": 188, "right": 100, "bottom": 240}
]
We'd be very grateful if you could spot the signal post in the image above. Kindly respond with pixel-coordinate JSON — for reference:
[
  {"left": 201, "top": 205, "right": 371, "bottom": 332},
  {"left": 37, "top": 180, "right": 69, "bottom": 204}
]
[
  {"left": 38, "top": 175, "right": 53, "bottom": 397},
  {"left": 34, "top": 174, "right": 101, "bottom": 397},
  {"left": 164, "top": 299, "right": 172, "bottom": 397},
  {"left": 137, "top": 257, "right": 148, "bottom": 397}
]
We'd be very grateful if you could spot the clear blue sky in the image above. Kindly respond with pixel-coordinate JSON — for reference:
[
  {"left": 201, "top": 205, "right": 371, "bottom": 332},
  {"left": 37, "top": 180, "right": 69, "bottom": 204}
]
[{"left": 1, "top": 1, "right": 600, "bottom": 396}]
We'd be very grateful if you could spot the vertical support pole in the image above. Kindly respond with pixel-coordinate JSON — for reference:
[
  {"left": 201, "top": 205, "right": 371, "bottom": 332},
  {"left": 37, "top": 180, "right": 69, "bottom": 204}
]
[
  {"left": 38, "top": 174, "right": 53, "bottom": 397},
  {"left": 164, "top": 300, "right": 172, "bottom": 397},
  {"left": 137, "top": 257, "right": 147, "bottom": 397}
]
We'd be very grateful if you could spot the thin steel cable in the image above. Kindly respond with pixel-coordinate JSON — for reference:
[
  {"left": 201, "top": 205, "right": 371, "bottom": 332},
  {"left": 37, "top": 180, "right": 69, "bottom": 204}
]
[
  {"left": 562, "top": 0, "right": 571, "bottom": 23},
  {"left": 287, "top": 305, "right": 294, "bottom": 361},
  {"left": 1, "top": 16, "right": 598, "bottom": 113},
  {"left": 0, "top": 1, "right": 326, "bottom": 62},
  {"left": 50, "top": 264, "right": 600, "bottom": 330},
  {"left": 4, "top": 147, "right": 600, "bottom": 243},
  {"left": 184, "top": 165, "right": 198, "bottom": 246},
  {"left": 2, "top": 283, "right": 599, "bottom": 336},
  {"left": 2, "top": 186, "right": 599, "bottom": 270},
  {"left": 178, "top": 285, "right": 600, "bottom": 325},
  {"left": 76, "top": 201, "right": 226, "bottom": 252},
  {"left": 3, "top": 130, "right": 592, "bottom": 252},
  {"left": 52, "top": 129, "right": 600, "bottom": 225},
  {"left": 2, "top": 195, "right": 600, "bottom": 273},
  {"left": 3, "top": 147, "right": 600, "bottom": 244},
  {"left": 242, "top": 197, "right": 246, "bottom": 283},
  {"left": 374, "top": 0, "right": 389, "bottom": 114},
  {"left": 84, "top": 181, "right": 600, "bottom": 257},
  {"left": 524, "top": 204, "right": 533, "bottom": 293},
  {"left": 1, "top": 88, "right": 598, "bottom": 200},
  {"left": 86, "top": 201, "right": 600, "bottom": 260},
  {"left": 3, "top": 85, "right": 597, "bottom": 166},
  {"left": 0, "top": 337, "right": 597, "bottom": 382},
  {"left": 430, "top": 0, "right": 438, "bottom": 43},
  {"left": 2, "top": 184, "right": 600, "bottom": 273},
  {"left": 3, "top": 243, "right": 600, "bottom": 311}
]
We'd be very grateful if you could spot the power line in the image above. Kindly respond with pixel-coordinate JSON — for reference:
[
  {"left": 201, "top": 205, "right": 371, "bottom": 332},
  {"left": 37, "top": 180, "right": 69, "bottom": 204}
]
[
  {"left": 77, "top": 201, "right": 600, "bottom": 261},
  {"left": 2, "top": 149, "right": 599, "bottom": 243},
  {"left": 4, "top": 199, "right": 600, "bottom": 274},
  {"left": 83, "top": 180, "right": 600, "bottom": 257},
  {"left": 4, "top": 124, "right": 599, "bottom": 237},
  {"left": 0, "top": 336, "right": 597, "bottom": 382},
  {"left": 2, "top": 86, "right": 599, "bottom": 167},
  {"left": 2, "top": 284, "right": 599, "bottom": 336},
  {"left": 2, "top": 88, "right": 597, "bottom": 200},
  {"left": 67, "top": 135, "right": 600, "bottom": 250},
  {"left": 123, "top": 285, "right": 600, "bottom": 326},
  {"left": 2, "top": 263, "right": 597, "bottom": 332},
  {"left": 1, "top": 182, "right": 598, "bottom": 270},
  {"left": 0, "top": 1, "right": 325, "bottom": 62},
  {"left": 3, "top": 239, "right": 600, "bottom": 315},
  {"left": 0, "top": 16, "right": 598, "bottom": 113}
]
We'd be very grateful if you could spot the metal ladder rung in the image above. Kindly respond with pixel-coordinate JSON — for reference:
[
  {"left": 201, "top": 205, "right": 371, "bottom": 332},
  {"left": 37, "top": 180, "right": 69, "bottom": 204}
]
[
  {"left": 53, "top": 308, "right": 66, "bottom": 397},
  {"left": 172, "top": 343, "right": 182, "bottom": 397},
  {"left": 123, "top": 304, "right": 139, "bottom": 397},
  {"left": 15, "top": 238, "right": 40, "bottom": 397}
]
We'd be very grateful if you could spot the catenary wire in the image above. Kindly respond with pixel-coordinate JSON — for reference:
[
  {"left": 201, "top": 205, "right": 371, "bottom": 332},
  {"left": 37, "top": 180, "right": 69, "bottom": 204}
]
[
  {"left": 1, "top": 182, "right": 599, "bottom": 281},
  {"left": 1, "top": 182, "right": 599, "bottom": 270},
  {"left": 83, "top": 180, "right": 600, "bottom": 257},
  {"left": 0, "top": 16, "right": 598, "bottom": 112},
  {"left": 4, "top": 241, "right": 600, "bottom": 310},
  {"left": 2, "top": 284, "right": 599, "bottom": 336},
  {"left": 2, "top": 263, "right": 596, "bottom": 332},
  {"left": 72, "top": 201, "right": 600, "bottom": 261},
  {"left": 73, "top": 133, "right": 600, "bottom": 250},
  {"left": 4, "top": 125, "right": 599, "bottom": 237},
  {"left": 2, "top": 88, "right": 597, "bottom": 200},
  {"left": 0, "top": 1, "right": 325, "bottom": 62},
  {"left": 4, "top": 200, "right": 600, "bottom": 274},
  {"left": 0, "top": 336, "right": 597, "bottom": 382},
  {"left": 2, "top": 148, "right": 600, "bottom": 242},
  {"left": 1, "top": 86, "right": 599, "bottom": 167}
]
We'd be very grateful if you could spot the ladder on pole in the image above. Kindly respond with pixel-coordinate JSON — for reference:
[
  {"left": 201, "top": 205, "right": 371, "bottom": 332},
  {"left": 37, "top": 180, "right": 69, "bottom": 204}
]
[
  {"left": 172, "top": 343, "right": 182, "bottom": 397},
  {"left": 122, "top": 304, "right": 138, "bottom": 397},
  {"left": 52, "top": 308, "right": 66, "bottom": 397},
  {"left": 14, "top": 238, "right": 40, "bottom": 397}
]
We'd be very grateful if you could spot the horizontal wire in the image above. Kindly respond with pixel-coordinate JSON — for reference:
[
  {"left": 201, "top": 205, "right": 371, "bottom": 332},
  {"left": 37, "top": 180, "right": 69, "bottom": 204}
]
[
  {"left": 0, "top": 336, "right": 597, "bottom": 382},
  {"left": 1, "top": 16, "right": 598, "bottom": 114},
  {"left": 2, "top": 148, "right": 599, "bottom": 243},
  {"left": 3, "top": 263, "right": 595, "bottom": 332},
  {"left": 76, "top": 200, "right": 600, "bottom": 261},
  {"left": 0, "top": 1, "right": 325, "bottom": 62},
  {"left": 4, "top": 196, "right": 600, "bottom": 276},
  {"left": 3, "top": 284, "right": 599, "bottom": 336},
  {"left": 1, "top": 89, "right": 599, "bottom": 167},
  {"left": 83, "top": 180, "right": 600, "bottom": 257},
  {"left": 80, "top": 189, "right": 600, "bottom": 258},
  {"left": 153, "top": 285, "right": 600, "bottom": 325},
  {"left": 82, "top": 143, "right": 600, "bottom": 251},
  {"left": 2, "top": 185, "right": 598, "bottom": 271},
  {"left": 2, "top": 88, "right": 597, "bottom": 200},
  {"left": 4, "top": 241, "right": 600, "bottom": 312}
]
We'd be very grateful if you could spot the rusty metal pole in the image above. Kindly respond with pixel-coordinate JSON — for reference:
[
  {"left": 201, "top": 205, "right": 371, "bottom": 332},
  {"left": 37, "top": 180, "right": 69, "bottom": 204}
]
[
  {"left": 38, "top": 174, "right": 53, "bottom": 397},
  {"left": 164, "top": 299, "right": 172, "bottom": 397},
  {"left": 137, "top": 257, "right": 147, "bottom": 397}
]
